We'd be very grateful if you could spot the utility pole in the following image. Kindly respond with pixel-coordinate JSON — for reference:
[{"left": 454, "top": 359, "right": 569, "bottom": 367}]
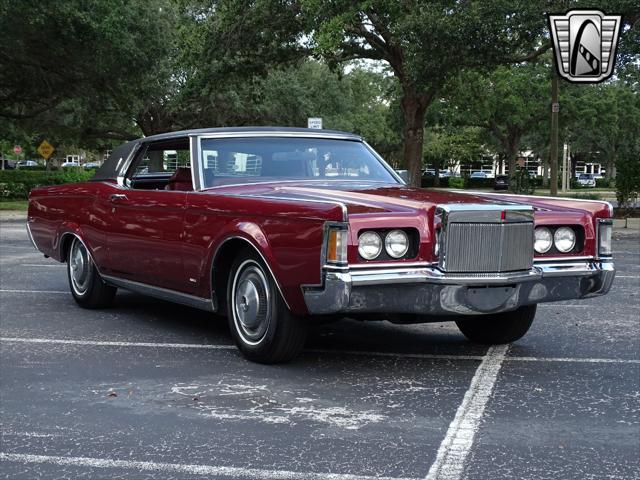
[{"left": 549, "top": 67, "right": 559, "bottom": 196}]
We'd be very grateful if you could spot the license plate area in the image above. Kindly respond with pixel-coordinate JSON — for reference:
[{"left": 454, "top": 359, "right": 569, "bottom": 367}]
[{"left": 466, "top": 285, "right": 518, "bottom": 312}]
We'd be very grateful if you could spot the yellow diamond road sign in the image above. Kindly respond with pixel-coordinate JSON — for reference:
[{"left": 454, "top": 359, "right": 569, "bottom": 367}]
[{"left": 37, "top": 140, "right": 55, "bottom": 160}]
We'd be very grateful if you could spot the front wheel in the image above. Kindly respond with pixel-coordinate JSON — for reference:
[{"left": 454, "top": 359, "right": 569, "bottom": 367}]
[
  {"left": 67, "top": 237, "right": 116, "bottom": 309},
  {"left": 455, "top": 304, "right": 537, "bottom": 344},
  {"left": 227, "top": 249, "right": 307, "bottom": 363}
]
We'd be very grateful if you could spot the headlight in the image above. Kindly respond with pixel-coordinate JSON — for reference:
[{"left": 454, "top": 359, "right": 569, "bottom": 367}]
[
  {"left": 598, "top": 220, "right": 612, "bottom": 256},
  {"left": 385, "top": 229, "right": 409, "bottom": 258},
  {"left": 554, "top": 227, "right": 576, "bottom": 253},
  {"left": 358, "top": 231, "right": 382, "bottom": 260},
  {"left": 534, "top": 227, "right": 553, "bottom": 253}
]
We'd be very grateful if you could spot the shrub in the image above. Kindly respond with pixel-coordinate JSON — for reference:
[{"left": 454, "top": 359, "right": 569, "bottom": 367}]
[
  {"left": 448, "top": 177, "right": 465, "bottom": 189},
  {"left": 421, "top": 176, "right": 451, "bottom": 188},
  {"left": 0, "top": 170, "right": 94, "bottom": 199},
  {"left": 466, "top": 177, "right": 494, "bottom": 189},
  {"left": 596, "top": 178, "right": 613, "bottom": 188}
]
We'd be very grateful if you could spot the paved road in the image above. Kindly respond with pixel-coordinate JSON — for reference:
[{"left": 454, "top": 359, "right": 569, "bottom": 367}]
[{"left": 1, "top": 216, "right": 638, "bottom": 479}]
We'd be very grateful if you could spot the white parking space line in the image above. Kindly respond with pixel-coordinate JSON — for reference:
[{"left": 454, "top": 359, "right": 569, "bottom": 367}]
[
  {"left": 424, "top": 345, "right": 508, "bottom": 480},
  {"left": 0, "top": 453, "right": 416, "bottom": 480},
  {"left": 0, "top": 289, "right": 67, "bottom": 294},
  {"left": 616, "top": 275, "right": 640, "bottom": 279},
  {"left": 20, "top": 264, "right": 64, "bottom": 267},
  {"left": 1, "top": 337, "right": 235, "bottom": 350},
  {"left": 2, "top": 337, "right": 638, "bottom": 364},
  {"left": 509, "top": 356, "right": 640, "bottom": 364}
]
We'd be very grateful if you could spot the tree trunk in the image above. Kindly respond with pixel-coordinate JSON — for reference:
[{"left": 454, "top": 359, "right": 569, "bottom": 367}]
[
  {"left": 504, "top": 133, "right": 521, "bottom": 192},
  {"left": 434, "top": 162, "right": 440, "bottom": 188},
  {"left": 400, "top": 93, "right": 428, "bottom": 187},
  {"left": 606, "top": 150, "right": 617, "bottom": 180}
]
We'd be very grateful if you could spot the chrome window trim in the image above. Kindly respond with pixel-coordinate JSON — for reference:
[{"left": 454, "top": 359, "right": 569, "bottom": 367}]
[
  {"left": 189, "top": 135, "right": 202, "bottom": 191},
  {"left": 196, "top": 131, "right": 360, "bottom": 140},
  {"left": 192, "top": 134, "right": 402, "bottom": 195},
  {"left": 116, "top": 142, "right": 141, "bottom": 187}
]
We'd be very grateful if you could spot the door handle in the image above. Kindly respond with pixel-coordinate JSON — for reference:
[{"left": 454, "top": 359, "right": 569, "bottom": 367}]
[{"left": 109, "top": 193, "right": 128, "bottom": 203}]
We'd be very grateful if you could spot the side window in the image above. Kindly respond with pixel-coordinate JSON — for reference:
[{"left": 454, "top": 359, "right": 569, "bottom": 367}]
[
  {"left": 202, "top": 149, "right": 263, "bottom": 177},
  {"left": 125, "top": 138, "right": 191, "bottom": 190}
]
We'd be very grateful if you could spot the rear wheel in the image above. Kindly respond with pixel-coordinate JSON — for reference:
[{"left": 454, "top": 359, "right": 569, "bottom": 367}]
[
  {"left": 67, "top": 237, "right": 116, "bottom": 309},
  {"left": 455, "top": 304, "right": 536, "bottom": 344},
  {"left": 227, "top": 249, "right": 306, "bottom": 363}
]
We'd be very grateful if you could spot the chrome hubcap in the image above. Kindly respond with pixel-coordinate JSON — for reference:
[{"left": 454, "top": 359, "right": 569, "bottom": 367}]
[
  {"left": 233, "top": 262, "right": 270, "bottom": 344},
  {"left": 69, "top": 239, "right": 91, "bottom": 295}
]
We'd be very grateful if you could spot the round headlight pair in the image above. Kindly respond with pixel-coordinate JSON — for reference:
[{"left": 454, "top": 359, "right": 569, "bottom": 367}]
[
  {"left": 534, "top": 226, "right": 576, "bottom": 253},
  {"left": 358, "top": 230, "right": 409, "bottom": 260}
]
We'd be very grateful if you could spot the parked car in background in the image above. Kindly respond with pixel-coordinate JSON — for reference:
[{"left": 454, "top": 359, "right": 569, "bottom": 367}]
[
  {"left": 493, "top": 175, "right": 509, "bottom": 190},
  {"left": 394, "top": 169, "right": 409, "bottom": 182},
  {"left": 470, "top": 171, "right": 488, "bottom": 178},
  {"left": 61, "top": 161, "right": 81, "bottom": 168},
  {"left": 84, "top": 162, "right": 102, "bottom": 169},
  {"left": 27, "top": 127, "right": 616, "bottom": 363},
  {"left": 16, "top": 160, "right": 39, "bottom": 168},
  {"left": 0, "top": 159, "right": 16, "bottom": 169},
  {"left": 577, "top": 173, "right": 596, "bottom": 187}
]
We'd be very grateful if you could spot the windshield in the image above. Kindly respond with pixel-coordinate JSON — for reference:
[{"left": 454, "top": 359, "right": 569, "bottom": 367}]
[
  {"left": 199, "top": 137, "right": 399, "bottom": 188},
  {"left": 579, "top": 174, "right": 592, "bottom": 179}
]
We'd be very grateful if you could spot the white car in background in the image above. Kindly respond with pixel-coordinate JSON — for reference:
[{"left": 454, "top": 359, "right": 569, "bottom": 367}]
[
  {"left": 577, "top": 173, "right": 596, "bottom": 187},
  {"left": 16, "top": 160, "right": 39, "bottom": 168},
  {"left": 61, "top": 162, "right": 81, "bottom": 168},
  {"left": 83, "top": 162, "right": 102, "bottom": 169}
]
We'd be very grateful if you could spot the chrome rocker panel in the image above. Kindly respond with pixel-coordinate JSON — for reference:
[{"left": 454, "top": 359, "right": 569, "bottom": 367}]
[{"left": 303, "top": 259, "right": 615, "bottom": 316}]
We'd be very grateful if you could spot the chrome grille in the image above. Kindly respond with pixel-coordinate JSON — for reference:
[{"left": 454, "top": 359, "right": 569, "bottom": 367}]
[{"left": 442, "top": 222, "right": 533, "bottom": 273}]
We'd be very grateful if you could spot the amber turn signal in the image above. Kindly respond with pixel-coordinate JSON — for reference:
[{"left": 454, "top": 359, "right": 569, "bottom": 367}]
[{"left": 326, "top": 228, "right": 348, "bottom": 264}]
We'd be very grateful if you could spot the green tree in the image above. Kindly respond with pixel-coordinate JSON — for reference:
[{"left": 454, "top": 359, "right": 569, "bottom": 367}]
[
  {"left": 445, "top": 62, "right": 550, "bottom": 191},
  {"left": 302, "top": 0, "right": 553, "bottom": 186}
]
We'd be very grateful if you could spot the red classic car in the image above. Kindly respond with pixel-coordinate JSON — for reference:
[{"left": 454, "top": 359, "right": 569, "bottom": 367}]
[{"left": 27, "top": 127, "right": 615, "bottom": 363}]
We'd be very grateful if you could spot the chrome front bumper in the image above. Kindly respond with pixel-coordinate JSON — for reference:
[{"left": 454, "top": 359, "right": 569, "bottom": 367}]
[{"left": 302, "top": 259, "right": 615, "bottom": 316}]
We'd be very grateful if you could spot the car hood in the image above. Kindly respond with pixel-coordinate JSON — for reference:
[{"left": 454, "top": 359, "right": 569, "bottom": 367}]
[
  {"left": 205, "top": 181, "right": 611, "bottom": 218},
  {"left": 210, "top": 182, "right": 529, "bottom": 215}
]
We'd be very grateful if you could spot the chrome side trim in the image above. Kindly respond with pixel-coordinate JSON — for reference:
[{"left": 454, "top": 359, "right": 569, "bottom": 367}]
[
  {"left": 596, "top": 218, "right": 614, "bottom": 260},
  {"left": 210, "top": 236, "right": 291, "bottom": 311},
  {"left": 25, "top": 220, "right": 38, "bottom": 250},
  {"left": 534, "top": 255, "right": 595, "bottom": 262},
  {"left": 102, "top": 275, "right": 215, "bottom": 312},
  {"left": 347, "top": 261, "right": 435, "bottom": 270}
]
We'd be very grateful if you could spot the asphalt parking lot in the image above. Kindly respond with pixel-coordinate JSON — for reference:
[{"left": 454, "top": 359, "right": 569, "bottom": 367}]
[{"left": 1, "top": 214, "right": 638, "bottom": 480}]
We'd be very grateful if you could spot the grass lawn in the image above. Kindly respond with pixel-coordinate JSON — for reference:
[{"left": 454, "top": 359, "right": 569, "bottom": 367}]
[{"left": 0, "top": 199, "right": 28, "bottom": 211}]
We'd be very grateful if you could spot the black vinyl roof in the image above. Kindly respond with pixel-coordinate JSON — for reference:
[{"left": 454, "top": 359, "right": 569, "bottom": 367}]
[{"left": 93, "top": 127, "right": 362, "bottom": 182}]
